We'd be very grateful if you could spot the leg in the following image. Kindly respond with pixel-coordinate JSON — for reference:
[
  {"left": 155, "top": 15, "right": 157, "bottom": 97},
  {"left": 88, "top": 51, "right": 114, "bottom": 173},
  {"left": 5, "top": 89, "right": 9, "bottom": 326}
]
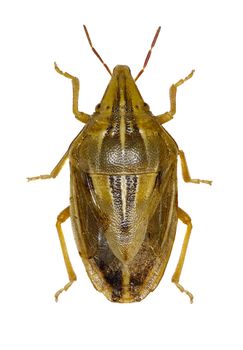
[
  {"left": 157, "top": 70, "right": 195, "bottom": 124},
  {"left": 172, "top": 207, "right": 193, "bottom": 303},
  {"left": 27, "top": 149, "right": 68, "bottom": 181},
  {"left": 54, "top": 62, "right": 90, "bottom": 123},
  {"left": 179, "top": 150, "right": 212, "bottom": 185},
  {"left": 55, "top": 206, "right": 77, "bottom": 301}
]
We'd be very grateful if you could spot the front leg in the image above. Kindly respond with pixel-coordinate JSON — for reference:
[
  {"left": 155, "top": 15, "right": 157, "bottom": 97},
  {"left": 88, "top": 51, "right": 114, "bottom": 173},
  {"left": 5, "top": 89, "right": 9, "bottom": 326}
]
[
  {"left": 54, "top": 63, "right": 90, "bottom": 123},
  {"left": 156, "top": 70, "right": 195, "bottom": 124}
]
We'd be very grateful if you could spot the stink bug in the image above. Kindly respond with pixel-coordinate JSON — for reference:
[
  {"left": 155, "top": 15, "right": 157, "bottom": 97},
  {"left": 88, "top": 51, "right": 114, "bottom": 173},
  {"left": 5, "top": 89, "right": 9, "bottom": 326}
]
[{"left": 28, "top": 26, "right": 211, "bottom": 303}]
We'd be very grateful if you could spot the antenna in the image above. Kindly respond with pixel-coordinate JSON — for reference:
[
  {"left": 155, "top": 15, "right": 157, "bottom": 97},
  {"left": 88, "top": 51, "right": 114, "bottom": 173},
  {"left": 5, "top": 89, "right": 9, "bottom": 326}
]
[
  {"left": 83, "top": 25, "right": 112, "bottom": 76},
  {"left": 135, "top": 26, "right": 161, "bottom": 81}
]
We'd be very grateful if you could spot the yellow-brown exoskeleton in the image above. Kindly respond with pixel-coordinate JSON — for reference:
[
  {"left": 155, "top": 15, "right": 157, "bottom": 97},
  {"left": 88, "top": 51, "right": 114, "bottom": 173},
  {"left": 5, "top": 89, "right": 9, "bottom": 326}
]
[{"left": 28, "top": 26, "right": 211, "bottom": 303}]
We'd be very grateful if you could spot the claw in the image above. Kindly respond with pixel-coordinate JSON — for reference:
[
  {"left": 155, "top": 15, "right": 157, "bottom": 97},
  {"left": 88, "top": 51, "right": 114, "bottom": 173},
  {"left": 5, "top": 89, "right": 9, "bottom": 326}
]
[{"left": 174, "top": 282, "right": 194, "bottom": 304}]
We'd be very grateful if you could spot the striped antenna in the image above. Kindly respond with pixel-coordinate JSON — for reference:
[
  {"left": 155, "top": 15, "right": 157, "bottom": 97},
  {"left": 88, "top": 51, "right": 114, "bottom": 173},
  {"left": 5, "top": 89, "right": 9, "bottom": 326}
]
[
  {"left": 83, "top": 25, "right": 112, "bottom": 76},
  {"left": 135, "top": 26, "right": 161, "bottom": 81}
]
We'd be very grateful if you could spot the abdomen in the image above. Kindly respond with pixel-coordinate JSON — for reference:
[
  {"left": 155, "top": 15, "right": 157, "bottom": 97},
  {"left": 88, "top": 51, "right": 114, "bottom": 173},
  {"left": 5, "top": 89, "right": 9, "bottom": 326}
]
[{"left": 69, "top": 166, "right": 178, "bottom": 302}]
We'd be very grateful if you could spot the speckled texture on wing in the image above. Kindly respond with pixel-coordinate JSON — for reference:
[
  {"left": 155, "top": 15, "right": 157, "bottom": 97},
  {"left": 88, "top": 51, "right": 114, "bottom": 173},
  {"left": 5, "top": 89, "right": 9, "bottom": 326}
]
[{"left": 68, "top": 65, "right": 179, "bottom": 302}]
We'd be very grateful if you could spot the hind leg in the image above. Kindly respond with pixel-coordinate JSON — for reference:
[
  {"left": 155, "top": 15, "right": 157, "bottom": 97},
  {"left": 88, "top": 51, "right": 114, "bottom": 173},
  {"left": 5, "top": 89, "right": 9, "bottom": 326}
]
[
  {"left": 172, "top": 207, "right": 193, "bottom": 303},
  {"left": 55, "top": 206, "right": 77, "bottom": 301}
]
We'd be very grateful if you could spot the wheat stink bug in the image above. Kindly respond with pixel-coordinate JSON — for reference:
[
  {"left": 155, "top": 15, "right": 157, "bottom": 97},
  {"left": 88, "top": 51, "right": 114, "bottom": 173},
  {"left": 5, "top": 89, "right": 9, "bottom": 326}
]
[{"left": 28, "top": 26, "right": 211, "bottom": 303}]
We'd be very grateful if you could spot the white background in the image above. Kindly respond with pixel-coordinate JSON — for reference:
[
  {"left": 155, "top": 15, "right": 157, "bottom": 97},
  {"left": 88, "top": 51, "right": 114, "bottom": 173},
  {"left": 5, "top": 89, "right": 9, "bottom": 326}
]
[{"left": 1, "top": 0, "right": 242, "bottom": 349}]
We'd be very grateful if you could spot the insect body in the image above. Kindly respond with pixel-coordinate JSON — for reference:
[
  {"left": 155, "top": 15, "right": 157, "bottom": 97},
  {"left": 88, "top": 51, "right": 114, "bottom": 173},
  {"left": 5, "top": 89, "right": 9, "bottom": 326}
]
[{"left": 28, "top": 26, "right": 211, "bottom": 303}]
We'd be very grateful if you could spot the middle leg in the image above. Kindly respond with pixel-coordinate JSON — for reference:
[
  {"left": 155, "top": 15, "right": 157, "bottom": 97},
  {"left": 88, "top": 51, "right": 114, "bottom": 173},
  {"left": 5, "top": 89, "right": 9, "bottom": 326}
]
[
  {"left": 157, "top": 70, "right": 195, "bottom": 124},
  {"left": 179, "top": 150, "right": 212, "bottom": 185},
  {"left": 27, "top": 149, "right": 69, "bottom": 181}
]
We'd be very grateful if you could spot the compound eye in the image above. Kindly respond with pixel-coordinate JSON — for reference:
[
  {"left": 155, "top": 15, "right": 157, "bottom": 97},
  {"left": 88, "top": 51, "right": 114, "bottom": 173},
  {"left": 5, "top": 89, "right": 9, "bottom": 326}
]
[
  {"left": 95, "top": 103, "right": 101, "bottom": 112},
  {"left": 144, "top": 102, "right": 150, "bottom": 111}
]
